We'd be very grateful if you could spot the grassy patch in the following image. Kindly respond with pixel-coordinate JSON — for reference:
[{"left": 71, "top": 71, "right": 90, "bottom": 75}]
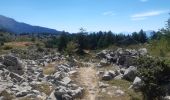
[
  {"left": 109, "top": 79, "right": 143, "bottom": 100},
  {"left": 109, "top": 79, "right": 131, "bottom": 89},
  {"left": 147, "top": 39, "right": 170, "bottom": 57},
  {"left": 32, "top": 83, "right": 53, "bottom": 95},
  {"left": 0, "top": 90, "right": 15, "bottom": 100},
  {"left": 43, "top": 64, "right": 56, "bottom": 75},
  {"left": 4, "top": 42, "right": 33, "bottom": 49}
]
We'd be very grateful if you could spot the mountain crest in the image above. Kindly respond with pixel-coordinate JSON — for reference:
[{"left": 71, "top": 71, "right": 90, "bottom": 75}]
[{"left": 0, "top": 15, "right": 60, "bottom": 34}]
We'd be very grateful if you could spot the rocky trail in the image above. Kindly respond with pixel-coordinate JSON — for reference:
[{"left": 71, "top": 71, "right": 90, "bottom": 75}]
[{"left": 77, "top": 66, "right": 99, "bottom": 100}]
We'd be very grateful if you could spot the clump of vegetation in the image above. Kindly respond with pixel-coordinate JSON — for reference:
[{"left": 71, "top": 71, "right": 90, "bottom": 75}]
[
  {"left": 3, "top": 45, "right": 13, "bottom": 50},
  {"left": 109, "top": 79, "right": 142, "bottom": 100},
  {"left": 66, "top": 41, "right": 77, "bottom": 55},
  {"left": 32, "top": 83, "right": 53, "bottom": 95},
  {"left": 43, "top": 64, "right": 56, "bottom": 75},
  {"left": 148, "top": 15, "right": 170, "bottom": 58},
  {"left": 0, "top": 90, "right": 15, "bottom": 100},
  {"left": 136, "top": 56, "right": 170, "bottom": 100}
]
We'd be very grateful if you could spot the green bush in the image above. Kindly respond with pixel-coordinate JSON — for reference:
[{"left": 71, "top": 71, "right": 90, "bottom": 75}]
[
  {"left": 3, "top": 45, "right": 13, "bottom": 50},
  {"left": 136, "top": 56, "right": 170, "bottom": 100},
  {"left": 37, "top": 47, "right": 44, "bottom": 52},
  {"left": 66, "top": 41, "right": 77, "bottom": 55}
]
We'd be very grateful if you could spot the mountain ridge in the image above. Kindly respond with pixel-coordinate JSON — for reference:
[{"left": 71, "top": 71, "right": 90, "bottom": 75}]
[{"left": 0, "top": 15, "right": 60, "bottom": 34}]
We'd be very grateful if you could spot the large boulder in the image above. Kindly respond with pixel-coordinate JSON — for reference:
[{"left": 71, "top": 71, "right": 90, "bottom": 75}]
[
  {"left": 1, "top": 55, "right": 24, "bottom": 75},
  {"left": 129, "top": 77, "right": 142, "bottom": 90},
  {"left": 123, "top": 66, "right": 137, "bottom": 81}
]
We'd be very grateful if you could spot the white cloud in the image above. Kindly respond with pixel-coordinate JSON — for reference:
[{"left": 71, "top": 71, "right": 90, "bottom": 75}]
[
  {"left": 140, "top": 0, "right": 148, "bottom": 2},
  {"left": 102, "top": 11, "right": 116, "bottom": 16},
  {"left": 131, "top": 17, "right": 147, "bottom": 21},
  {"left": 131, "top": 10, "right": 169, "bottom": 21}
]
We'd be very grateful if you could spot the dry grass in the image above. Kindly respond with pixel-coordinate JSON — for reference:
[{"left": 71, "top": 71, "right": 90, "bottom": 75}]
[
  {"left": 4, "top": 42, "right": 33, "bottom": 49},
  {"left": 0, "top": 90, "right": 15, "bottom": 100},
  {"left": 97, "top": 64, "right": 117, "bottom": 71},
  {"left": 43, "top": 64, "right": 56, "bottom": 75},
  {"left": 32, "top": 83, "right": 54, "bottom": 95},
  {"left": 5, "top": 42, "right": 33, "bottom": 47}
]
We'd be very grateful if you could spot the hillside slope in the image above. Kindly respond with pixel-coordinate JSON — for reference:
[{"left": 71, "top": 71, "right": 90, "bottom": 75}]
[{"left": 0, "top": 15, "right": 60, "bottom": 34}]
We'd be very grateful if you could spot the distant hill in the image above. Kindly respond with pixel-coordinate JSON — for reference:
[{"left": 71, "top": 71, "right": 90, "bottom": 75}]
[{"left": 0, "top": 15, "right": 60, "bottom": 34}]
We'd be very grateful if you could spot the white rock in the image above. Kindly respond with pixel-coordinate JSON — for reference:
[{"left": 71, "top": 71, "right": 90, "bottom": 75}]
[
  {"left": 99, "top": 82, "right": 109, "bottom": 88},
  {"left": 114, "top": 74, "right": 123, "bottom": 80},
  {"left": 100, "top": 59, "right": 109, "bottom": 66},
  {"left": 61, "top": 77, "right": 71, "bottom": 85},
  {"left": 133, "top": 77, "right": 141, "bottom": 85},
  {"left": 138, "top": 48, "right": 147, "bottom": 56},
  {"left": 108, "top": 70, "right": 116, "bottom": 78},
  {"left": 115, "top": 90, "right": 124, "bottom": 96},
  {"left": 68, "top": 70, "right": 77, "bottom": 75},
  {"left": 102, "top": 72, "right": 112, "bottom": 81},
  {"left": 164, "top": 96, "right": 170, "bottom": 100}
]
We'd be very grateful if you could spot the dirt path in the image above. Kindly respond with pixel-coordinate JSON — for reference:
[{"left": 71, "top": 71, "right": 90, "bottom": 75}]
[{"left": 78, "top": 66, "right": 99, "bottom": 100}]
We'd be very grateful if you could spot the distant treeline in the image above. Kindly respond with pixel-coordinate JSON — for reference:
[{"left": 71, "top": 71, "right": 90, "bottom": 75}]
[{"left": 45, "top": 29, "right": 149, "bottom": 53}]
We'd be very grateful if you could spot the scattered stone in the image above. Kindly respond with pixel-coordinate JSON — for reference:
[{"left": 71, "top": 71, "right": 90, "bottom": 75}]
[
  {"left": 130, "top": 77, "right": 142, "bottom": 90},
  {"left": 100, "top": 59, "right": 109, "bottom": 66},
  {"left": 102, "top": 72, "right": 112, "bottom": 81},
  {"left": 138, "top": 48, "right": 147, "bottom": 56},
  {"left": 123, "top": 66, "right": 137, "bottom": 81},
  {"left": 16, "top": 90, "right": 29, "bottom": 97},
  {"left": 108, "top": 70, "right": 116, "bottom": 78},
  {"left": 47, "top": 91, "right": 57, "bottom": 100},
  {"left": 99, "top": 82, "right": 109, "bottom": 88},
  {"left": 70, "top": 87, "right": 84, "bottom": 98},
  {"left": 68, "top": 70, "right": 77, "bottom": 75},
  {"left": 115, "top": 90, "right": 125, "bottom": 96},
  {"left": 114, "top": 74, "right": 123, "bottom": 80},
  {"left": 9, "top": 72, "right": 25, "bottom": 82},
  {"left": 61, "top": 77, "right": 71, "bottom": 86}
]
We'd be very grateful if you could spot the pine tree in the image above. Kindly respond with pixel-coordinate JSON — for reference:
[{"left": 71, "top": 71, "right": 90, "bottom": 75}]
[
  {"left": 58, "top": 32, "right": 68, "bottom": 51},
  {"left": 138, "top": 29, "right": 147, "bottom": 43}
]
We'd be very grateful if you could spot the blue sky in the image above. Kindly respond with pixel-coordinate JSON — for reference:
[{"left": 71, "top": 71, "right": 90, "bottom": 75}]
[{"left": 0, "top": 0, "right": 170, "bottom": 33}]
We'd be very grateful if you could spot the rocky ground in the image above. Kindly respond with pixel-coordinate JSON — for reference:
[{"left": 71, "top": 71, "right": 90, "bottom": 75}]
[
  {"left": 0, "top": 47, "right": 166, "bottom": 100},
  {"left": 0, "top": 52, "right": 84, "bottom": 100}
]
